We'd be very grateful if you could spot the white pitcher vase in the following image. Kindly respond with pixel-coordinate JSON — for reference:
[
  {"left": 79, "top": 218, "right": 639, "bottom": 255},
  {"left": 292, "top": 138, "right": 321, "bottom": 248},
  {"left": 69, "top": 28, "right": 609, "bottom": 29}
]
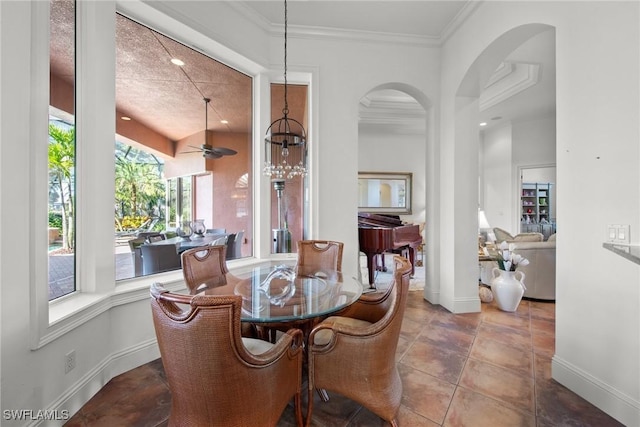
[{"left": 490, "top": 268, "right": 526, "bottom": 312}]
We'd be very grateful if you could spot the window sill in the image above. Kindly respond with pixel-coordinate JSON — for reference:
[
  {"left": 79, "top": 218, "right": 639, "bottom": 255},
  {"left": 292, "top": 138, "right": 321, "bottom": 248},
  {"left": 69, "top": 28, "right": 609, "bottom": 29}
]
[{"left": 41, "top": 256, "right": 295, "bottom": 348}]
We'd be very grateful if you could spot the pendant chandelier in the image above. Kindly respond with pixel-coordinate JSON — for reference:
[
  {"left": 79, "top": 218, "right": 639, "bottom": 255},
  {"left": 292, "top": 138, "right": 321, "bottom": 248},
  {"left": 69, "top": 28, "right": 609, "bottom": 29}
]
[{"left": 263, "top": 0, "right": 307, "bottom": 180}]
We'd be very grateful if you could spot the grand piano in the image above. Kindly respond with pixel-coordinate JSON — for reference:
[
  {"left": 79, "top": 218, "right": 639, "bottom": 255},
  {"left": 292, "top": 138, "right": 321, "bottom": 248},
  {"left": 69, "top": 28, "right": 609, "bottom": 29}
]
[{"left": 358, "top": 212, "right": 422, "bottom": 288}]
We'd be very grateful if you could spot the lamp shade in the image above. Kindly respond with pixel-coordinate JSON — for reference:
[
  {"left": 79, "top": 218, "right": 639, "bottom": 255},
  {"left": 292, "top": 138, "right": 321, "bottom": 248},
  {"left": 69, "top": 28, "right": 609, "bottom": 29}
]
[{"left": 478, "top": 209, "right": 491, "bottom": 230}]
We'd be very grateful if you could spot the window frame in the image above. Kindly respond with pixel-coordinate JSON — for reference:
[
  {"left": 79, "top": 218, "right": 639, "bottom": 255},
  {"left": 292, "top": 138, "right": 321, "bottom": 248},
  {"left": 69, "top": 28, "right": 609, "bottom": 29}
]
[{"left": 31, "top": 0, "right": 280, "bottom": 349}]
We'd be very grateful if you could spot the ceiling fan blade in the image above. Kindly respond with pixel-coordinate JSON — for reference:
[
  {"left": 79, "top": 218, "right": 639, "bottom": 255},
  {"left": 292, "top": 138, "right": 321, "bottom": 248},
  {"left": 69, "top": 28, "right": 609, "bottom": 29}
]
[
  {"left": 210, "top": 147, "right": 237, "bottom": 156},
  {"left": 179, "top": 150, "right": 202, "bottom": 154}
]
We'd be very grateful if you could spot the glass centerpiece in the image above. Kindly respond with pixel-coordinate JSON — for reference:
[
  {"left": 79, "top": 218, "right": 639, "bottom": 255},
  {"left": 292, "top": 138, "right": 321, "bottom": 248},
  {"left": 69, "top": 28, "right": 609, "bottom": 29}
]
[{"left": 191, "top": 219, "right": 206, "bottom": 238}]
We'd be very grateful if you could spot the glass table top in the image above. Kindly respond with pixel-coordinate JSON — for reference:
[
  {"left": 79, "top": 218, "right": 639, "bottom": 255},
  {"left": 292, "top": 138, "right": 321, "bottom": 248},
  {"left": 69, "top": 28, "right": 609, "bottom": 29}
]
[{"left": 198, "top": 264, "right": 364, "bottom": 323}]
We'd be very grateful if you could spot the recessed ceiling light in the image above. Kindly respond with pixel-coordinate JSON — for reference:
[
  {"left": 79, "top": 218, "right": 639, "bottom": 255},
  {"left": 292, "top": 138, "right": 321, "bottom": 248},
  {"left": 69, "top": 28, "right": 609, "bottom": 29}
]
[
  {"left": 121, "top": 116, "right": 131, "bottom": 121},
  {"left": 479, "top": 122, "right": 487, "bottom": 127},
  {"left": 170, "top": 58, "right": 184, "bottom": 66},
  {"left": 220, "top": 120, "right": 228, "bottom": 124}
]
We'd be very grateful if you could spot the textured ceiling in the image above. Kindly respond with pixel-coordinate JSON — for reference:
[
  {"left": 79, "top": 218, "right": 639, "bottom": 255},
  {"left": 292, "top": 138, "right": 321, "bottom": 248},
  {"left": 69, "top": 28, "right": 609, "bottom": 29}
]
[
  {"left": 51, "top": 2, "right": 253, "bottom": 143},
  {"left": 114, "top": 14, "right": 253, "bottom": 140}
]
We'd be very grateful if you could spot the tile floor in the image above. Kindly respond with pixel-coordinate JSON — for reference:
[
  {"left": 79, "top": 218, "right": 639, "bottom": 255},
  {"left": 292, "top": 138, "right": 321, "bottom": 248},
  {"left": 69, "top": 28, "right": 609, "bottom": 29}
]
[{"left": 64, "top": 293, "right": 623, "bottom": 427}]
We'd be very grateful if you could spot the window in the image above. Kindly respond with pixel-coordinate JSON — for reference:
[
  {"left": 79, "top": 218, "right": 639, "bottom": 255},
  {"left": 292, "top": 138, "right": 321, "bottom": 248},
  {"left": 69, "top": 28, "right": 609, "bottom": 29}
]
[
  {"left": 48, "top": 0, "right": 76, "bottom": 300},
  {"left": 31, "top": 0, "right": 267, "bottom": 346},
  {"left": 166, "top": 175, "right": 192, "bottom": 230},
  {"left": 113, "top": 14, "right": 253, "bottom": 280}
]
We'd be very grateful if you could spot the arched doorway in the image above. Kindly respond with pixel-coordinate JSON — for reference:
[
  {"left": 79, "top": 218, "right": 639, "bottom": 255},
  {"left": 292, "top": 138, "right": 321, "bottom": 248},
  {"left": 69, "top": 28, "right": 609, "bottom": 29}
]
[
  {"left": 443, "top": 23, "right": 556, "bottom": 312},
  {"left": 357, "top": 84, "right": 431, "bottom": 287}
]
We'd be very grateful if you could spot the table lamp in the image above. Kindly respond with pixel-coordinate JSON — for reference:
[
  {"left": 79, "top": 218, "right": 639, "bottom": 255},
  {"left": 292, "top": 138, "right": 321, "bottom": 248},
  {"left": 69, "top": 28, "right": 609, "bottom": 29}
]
[{"left": 478, "top": 209, "right": 492, "bottom": 246}]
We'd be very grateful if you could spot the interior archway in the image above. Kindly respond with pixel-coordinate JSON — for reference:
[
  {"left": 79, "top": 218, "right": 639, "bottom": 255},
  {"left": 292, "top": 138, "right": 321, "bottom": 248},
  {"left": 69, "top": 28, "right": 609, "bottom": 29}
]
[
  {"left": 452, "top": 23, "right": 556, "bottom": 309},
  {"left": 357, "top": 83, "right": 430, "bottom": 287}
]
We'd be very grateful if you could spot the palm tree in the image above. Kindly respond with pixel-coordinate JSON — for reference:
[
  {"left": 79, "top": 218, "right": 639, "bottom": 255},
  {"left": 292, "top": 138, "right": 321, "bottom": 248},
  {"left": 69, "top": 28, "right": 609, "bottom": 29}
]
[
  {"left": 48, "top": 124, "right": 75, "bottom": 250},
  {"left": 115, "top": 156, "right": 164, "bottom": 229}
]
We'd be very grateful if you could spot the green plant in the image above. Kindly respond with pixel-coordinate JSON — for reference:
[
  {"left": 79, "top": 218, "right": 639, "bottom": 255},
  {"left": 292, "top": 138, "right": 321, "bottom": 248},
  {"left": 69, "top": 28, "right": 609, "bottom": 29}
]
[
  {"left": 48, "top": 212, "right": 63, "bottom": 229},
  {"left": 49, "top": 123, "right": 75, "bottom": 249}
]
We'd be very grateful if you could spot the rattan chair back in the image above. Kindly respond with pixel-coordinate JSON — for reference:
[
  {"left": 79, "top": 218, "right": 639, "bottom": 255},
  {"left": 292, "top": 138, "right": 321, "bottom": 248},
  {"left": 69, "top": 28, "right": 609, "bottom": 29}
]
[
  {"left": 150, "top": 283, "right": 304, "bottom": 427},
  {"left": 180, "top": 245, "right": 228, "bottom": 294},
  {"left": 296, "top": 240, "right": 344, "bottom": 272}
]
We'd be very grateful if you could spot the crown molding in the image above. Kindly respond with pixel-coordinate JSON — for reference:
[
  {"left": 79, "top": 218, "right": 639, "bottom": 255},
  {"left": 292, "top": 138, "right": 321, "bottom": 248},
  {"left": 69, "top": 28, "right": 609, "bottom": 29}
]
[
  {"left": 229, "top": 1, "right": 449, "bottom": 48},
  {"left": 359, "top": 93, "right": 426, "bottom": 134},
  {"left": 206, "top": 1, "right": 486, "bottom": 48},
  {"left": 484, "top": 62, "right": 513, "bottom": 88},
  {"left": 285, "top": 24, "right": 438, "bottom": 47},
  {"left": 480, "top": 62, "right": 540, "bottom": 112},
  {"left": 226, "top": 1, "right": 273, "bottom": 33},
  {"left": 440, "top": 0, "right": 484, "bottom": 44}
]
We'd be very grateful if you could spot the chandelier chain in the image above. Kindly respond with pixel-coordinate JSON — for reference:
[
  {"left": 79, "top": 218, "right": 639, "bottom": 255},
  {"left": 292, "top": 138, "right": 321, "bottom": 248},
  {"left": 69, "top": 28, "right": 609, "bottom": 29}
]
[{"left": 283, "top": 0, "right": 289, "bottom": 116}]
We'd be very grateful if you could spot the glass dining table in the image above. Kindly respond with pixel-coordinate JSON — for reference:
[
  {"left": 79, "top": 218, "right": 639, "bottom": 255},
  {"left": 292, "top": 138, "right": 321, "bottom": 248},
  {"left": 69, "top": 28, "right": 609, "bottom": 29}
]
[
  {"left": 149, "top": 233, "right": 228, "bottom": 253},
  {"left": 197, "top": 263, "right": 365, "bottom": 340}
]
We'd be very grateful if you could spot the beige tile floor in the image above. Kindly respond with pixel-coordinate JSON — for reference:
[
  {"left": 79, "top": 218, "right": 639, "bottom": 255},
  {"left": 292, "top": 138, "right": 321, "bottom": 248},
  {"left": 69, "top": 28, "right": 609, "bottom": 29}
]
[{"left": 65, "top": 293, "right": 623, "bottom": 426}]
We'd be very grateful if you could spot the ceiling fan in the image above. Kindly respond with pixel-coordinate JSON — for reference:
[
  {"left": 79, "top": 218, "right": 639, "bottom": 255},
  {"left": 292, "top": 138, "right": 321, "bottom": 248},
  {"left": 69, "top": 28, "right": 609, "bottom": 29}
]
[{"left": 180, "top": 98, "right": 237, "bottom": 159}]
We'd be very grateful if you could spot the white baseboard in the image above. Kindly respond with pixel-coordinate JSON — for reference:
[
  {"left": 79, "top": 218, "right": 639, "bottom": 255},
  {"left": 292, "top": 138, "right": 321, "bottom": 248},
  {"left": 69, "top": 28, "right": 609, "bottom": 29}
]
[
  {"left": 423, "top": 284, "right": 439, "bottom": 304},
  {"left": 552, "top": 355, "right": 640, "bottom": 427},
  {"left": 32, "top": 339, "right": 160, "bottom": 427},
  {"left": 452, "top": 296, "right": 481, "bottom": 314}
]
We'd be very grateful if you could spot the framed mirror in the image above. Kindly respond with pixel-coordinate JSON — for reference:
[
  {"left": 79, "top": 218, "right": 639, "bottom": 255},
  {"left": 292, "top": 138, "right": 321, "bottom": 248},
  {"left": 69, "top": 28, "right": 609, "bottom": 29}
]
[{"left": 358, "top": 172, "right": 412, "bottom": 214}]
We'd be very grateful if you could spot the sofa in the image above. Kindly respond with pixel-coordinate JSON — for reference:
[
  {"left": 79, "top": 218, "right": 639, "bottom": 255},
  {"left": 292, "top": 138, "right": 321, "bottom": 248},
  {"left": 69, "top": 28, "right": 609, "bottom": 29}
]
[
  {"left": 482, "top": 229, "right": 556, "bottom": 300},
  {"left": 493, "top": 227, "right": 545, "bottom": 243}
]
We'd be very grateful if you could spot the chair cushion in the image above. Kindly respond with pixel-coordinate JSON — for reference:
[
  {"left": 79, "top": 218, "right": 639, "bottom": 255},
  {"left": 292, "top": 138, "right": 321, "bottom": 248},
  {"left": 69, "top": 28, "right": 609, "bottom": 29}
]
[
  {"left": 241, "top": 337, "right": 274, "bottom": 355},
  {"left": 547, "top": 233, "right": 556, "bottom": 242},
  {"left": 313, "top": 316, "right": 372, "bottom": 346}
]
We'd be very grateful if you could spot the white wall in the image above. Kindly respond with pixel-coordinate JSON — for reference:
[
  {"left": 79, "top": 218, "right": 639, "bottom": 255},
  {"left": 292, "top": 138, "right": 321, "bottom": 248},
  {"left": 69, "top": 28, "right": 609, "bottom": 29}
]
[
  {"left": 441, "top": 2, "right": 639, "bottom": 425},
  {"left": 513, "top": 115, "right": 556, "bottom": 166},
  {"left": 481, "top": 123, "right": 514, "bottom": 232},
  {"left": 358, "top": 130, "right": 427, "bottom": 226},
  {"left": 280, "top": 32, "right": 439, "bottom": 275},
  {"left": 482, "top": 115, "right": 556, "bottom": 233}
]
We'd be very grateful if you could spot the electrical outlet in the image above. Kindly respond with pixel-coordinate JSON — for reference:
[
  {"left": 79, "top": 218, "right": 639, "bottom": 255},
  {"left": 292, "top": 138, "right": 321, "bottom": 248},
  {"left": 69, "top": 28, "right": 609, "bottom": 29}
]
[{"left": 65, "top": 350, "right": 76, "bottom": 373}]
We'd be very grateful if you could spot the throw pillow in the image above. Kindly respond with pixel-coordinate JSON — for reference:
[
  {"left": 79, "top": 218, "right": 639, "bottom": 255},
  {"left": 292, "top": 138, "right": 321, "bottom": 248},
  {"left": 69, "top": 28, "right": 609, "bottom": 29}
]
[
  {"left": 513, "top": 233, "right": 544, "bottom": 242},
  {"left": 493, "top": 228, "right": 514, "bottom": 243}
]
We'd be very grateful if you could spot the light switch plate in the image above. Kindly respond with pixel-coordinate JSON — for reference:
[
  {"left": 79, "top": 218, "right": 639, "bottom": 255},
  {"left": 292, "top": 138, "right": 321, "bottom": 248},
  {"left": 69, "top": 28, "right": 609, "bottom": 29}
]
[{"left": 607, "top": 224, "right": 630, "bottom": 244}]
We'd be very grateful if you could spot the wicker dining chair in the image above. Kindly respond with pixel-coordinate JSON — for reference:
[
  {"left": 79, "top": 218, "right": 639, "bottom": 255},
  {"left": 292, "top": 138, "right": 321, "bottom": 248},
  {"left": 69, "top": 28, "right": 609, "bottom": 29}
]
[
  {"left": 305, "top": 255, "right": 412, "bottom": 427},
  {"left": 140, "top": 244, "right": 181, "bottom": 275},
  {"left": 296, "top": 240, "right": 344, "bottom": 271},
  {"left": 262, "top": 240, "right": 345, "bottom": 344},
  {"left": 180, "top": 244, "right": 260, "bottom": 338},
  {"left": 150, "top": 283, "right": 304, "bottom": 427},
  {"left": 180, "top": 245, "right": 228, "bottom": 295}
]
